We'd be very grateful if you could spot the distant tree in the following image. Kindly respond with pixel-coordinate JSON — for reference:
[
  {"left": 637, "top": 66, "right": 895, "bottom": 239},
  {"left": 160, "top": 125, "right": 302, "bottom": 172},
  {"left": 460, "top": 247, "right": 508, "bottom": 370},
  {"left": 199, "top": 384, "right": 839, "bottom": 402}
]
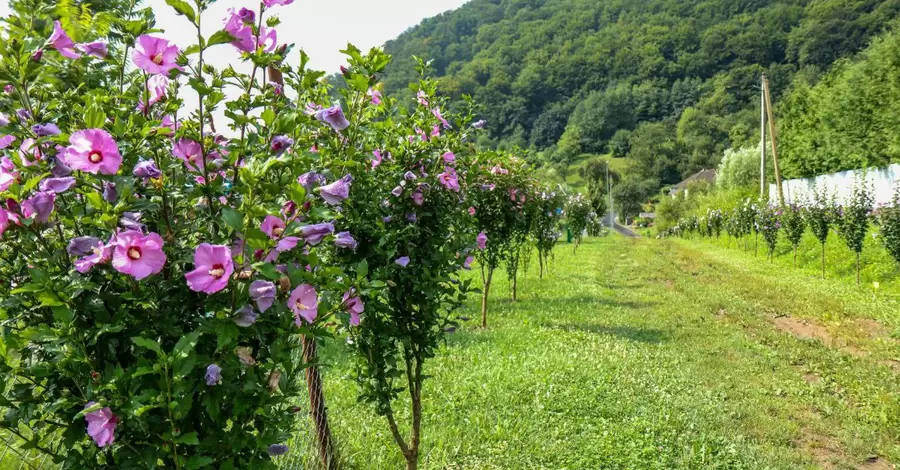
[
  {"left": 609, "top": 129, "right": 632, "bottom": 158},
  {"left": 613, "top": 179, "right": 655, "bottom": 222},
  {"left": 568, "top": 85, "right": 636, "bottom": 153}
]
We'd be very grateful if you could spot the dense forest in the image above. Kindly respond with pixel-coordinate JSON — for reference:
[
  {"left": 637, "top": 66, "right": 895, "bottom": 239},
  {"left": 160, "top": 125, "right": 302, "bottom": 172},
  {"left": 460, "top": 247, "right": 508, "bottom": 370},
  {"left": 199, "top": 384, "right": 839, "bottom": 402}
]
[{"left": 378, "top": 0, "right": 900, "bottom": 193}]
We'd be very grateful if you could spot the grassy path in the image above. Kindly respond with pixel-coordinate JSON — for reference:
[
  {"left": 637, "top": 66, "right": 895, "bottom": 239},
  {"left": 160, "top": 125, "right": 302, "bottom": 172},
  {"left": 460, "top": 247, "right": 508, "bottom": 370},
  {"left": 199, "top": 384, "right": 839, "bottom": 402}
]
[{"left": 296, "top": 235, "right": 899, "bottom": 469}]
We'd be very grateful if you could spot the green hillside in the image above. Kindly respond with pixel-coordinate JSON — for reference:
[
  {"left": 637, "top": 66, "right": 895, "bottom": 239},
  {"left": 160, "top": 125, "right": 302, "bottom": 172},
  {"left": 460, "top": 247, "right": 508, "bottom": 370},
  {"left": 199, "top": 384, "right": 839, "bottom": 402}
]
[{"left": 380, "top": 0, "right": 900, "bottom": 190}]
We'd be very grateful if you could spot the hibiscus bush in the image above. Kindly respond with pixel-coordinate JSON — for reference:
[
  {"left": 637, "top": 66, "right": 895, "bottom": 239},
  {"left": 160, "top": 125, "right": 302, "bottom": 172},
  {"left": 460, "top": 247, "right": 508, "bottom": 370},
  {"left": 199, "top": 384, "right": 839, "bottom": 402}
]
[
  {"left": 876, "top": 188, "right": 900, "bottom": 267},
  {"left": 756, "top": 204, "right": 780, "bottom": 260},
  {"left": 781, "top": 204, "right": 806, "bottom": 266},
  {"left": 532, "top": 186, "right": 565, "bottom": 279},
  {"left": 0, "top": 1, "right": 375, "bottom": 467},
  {"left": 804, "top": 186, "right": 836, "bottom": 278},
  {"left": 470, "top": 152, "right": 532, "bottom": 326},
  {"left": 324, "top": 57, "right": 481, "bottom": 469},
  {"left": 836, "top": 178, "right": 874, "bottom": 285},
  {"left": 565, "top": 193, "right": 592, "bottom": 252}
]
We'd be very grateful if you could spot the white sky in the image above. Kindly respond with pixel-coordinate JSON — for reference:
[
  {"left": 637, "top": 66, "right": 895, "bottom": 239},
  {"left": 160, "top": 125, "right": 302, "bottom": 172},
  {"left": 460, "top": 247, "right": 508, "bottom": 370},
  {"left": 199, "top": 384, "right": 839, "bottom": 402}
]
[{"left": 0, "top": 0, "right": 470, "bottom": 73}]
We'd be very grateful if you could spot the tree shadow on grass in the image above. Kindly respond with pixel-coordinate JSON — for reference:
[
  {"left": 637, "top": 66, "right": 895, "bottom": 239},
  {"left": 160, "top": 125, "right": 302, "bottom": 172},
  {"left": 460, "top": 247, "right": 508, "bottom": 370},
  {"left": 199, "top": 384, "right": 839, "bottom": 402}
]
[{"left": 540, "top": 322, "right": 670, "bottom": 344}]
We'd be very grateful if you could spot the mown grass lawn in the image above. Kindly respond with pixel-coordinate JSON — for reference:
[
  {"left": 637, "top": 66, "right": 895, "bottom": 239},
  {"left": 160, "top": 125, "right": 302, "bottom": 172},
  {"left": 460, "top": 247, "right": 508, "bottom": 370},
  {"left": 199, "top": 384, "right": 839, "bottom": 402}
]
[{"left": 286, "top": 235, "right": 899, "bottom": 469}]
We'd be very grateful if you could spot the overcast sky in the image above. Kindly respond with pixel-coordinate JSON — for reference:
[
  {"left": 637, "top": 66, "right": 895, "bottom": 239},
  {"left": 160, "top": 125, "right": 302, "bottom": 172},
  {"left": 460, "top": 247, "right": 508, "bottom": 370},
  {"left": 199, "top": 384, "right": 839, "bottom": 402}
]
[{"left": 1, "top": 0, "right": 470, "bottom": 73}]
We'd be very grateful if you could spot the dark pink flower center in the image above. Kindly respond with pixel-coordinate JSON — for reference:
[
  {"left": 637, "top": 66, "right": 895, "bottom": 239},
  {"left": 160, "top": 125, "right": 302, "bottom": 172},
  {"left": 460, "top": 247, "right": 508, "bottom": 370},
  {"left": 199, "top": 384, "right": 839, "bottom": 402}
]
[
  {"left": 89, "top": 150, "right": 103, "bottom": 163},
  {"left": 208, "top": 264, "right": 225, "bottom": 278},
  {"left": 127, "top": 246, "right": 142, "bottom": 260},
  {"left": 273, "top": 227, "right": 284, "bottom": 236},
  {"left": 151, "top": 53, "right": 164, "bottom": 65}
]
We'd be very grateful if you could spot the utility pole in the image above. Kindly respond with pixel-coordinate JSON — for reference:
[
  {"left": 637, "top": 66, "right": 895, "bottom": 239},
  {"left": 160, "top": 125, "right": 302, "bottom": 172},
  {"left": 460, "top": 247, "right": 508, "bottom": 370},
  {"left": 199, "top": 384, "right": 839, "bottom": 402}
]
[
  {"left": 760, "top": 76, "right": 766, "bottom": 199},
  {"left": 762, "top": 73, "right": 786, "bottom": 207},
  {"left": 607, "top": 160, "right": 613, "bottom": 226}
]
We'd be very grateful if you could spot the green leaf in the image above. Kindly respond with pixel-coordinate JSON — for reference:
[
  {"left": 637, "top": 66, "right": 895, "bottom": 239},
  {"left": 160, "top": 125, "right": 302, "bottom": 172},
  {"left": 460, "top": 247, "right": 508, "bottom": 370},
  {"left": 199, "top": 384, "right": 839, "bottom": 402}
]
[
  {"left": 84, "top": 105, "right": 106, "bottom": 129},
  {"left": 356, "top": 259, "right": 368, "bottom": 280},
  {"left": 221, "top": 207, "right": 244, "bottom": 232},
  {"left": 173, "top": 432, "right": 199, "bottom": 445},
  {"left": 254, "top": 262, "right": 281, "bottom": 281},
  {"left": 165, "top": 0, "right": 196, "bottom": 23},
  {"left": 131, "top": 337, "right": 164, "bottom": 358},
  {"left": 185, "top": 456, "right": 215, "bottom": 469},
  {"left": 207, "top": 30, "right": 234, "bottom": 47},
  {"left": 261, "top": 108, "right": 276, "bottom": 127},
  {"left": 172, "top": 331, "right": 201, "bottom": 360},
  {"left": 51, "top": 306, "right": 74, "bottom": 323}
]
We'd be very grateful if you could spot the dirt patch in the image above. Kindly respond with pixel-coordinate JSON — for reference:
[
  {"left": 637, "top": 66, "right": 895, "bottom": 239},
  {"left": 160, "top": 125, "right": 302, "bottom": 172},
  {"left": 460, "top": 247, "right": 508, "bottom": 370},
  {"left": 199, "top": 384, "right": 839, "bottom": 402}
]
[
  {"left": 855, "top": 318, "right": 891, "bottom": 339},
  {"left": 773, "top": 316, "right": 833, "bottom": 344},
  {"left": 664, "top": 279, "right": 675, "bottom": 290},
  {"left": 797, "top": 431, "right": 844, "bottom": 469},
  {"left": 879, "top": 359, "right": 900, "bottom": 374},
  {"left": 858, "top": 456, "right": 895, "bottom": 470},
  {"left": 802, "top": 372, "right": 821, "bottom": 385}
]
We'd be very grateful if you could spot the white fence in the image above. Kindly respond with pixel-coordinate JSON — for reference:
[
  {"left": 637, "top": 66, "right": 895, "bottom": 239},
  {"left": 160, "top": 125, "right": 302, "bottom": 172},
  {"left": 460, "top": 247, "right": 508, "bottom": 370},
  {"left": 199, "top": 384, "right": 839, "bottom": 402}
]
[{"left": 769, "top": 164, "right": 900, "bottom": 206}]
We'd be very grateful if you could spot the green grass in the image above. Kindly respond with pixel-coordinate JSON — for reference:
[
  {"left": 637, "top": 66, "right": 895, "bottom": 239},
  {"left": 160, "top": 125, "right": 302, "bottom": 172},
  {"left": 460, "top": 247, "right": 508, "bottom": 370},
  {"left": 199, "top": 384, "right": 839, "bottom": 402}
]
[{"left": 288, "top": 235, "right": 899, "bottom": 469}]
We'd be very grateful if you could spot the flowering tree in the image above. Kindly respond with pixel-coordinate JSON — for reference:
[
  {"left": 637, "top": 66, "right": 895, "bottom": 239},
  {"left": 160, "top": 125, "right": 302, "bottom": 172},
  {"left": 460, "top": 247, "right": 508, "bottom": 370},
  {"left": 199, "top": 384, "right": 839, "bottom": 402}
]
[
  {"left": 836, "top": 179, "right": 874, "bottom": 285},
  {"left": 566, "top": 193, "right": 592, "bottom": 252},
  {"left": 0, "top": 1, "right": 388, "bottom": 468},
  {"left": 876, "top": 188, "right": 900, "bottom": 267},
  {"left": 325, "top": 57, "right": 480, "bottom": 469},
  {"left": 532, "top": 186, "right": 565, "bottom": 279},
  {"left": 757, "top": 204, "right": 780, "bottom": 260},
  {"left": 503, "top": 176, "right": 538, "bottom": 302},
  {"left": 706, "top": 208, "right": 723, "bottom": 238},
  {"left": 804, "top": 186, "right": 835, "bottom": 279},
  {"left": 470, "top": 152, "right": 531, "bottom": 325},
  {"left": 781, "top": 204, "right": 807, "bottom": 266}
]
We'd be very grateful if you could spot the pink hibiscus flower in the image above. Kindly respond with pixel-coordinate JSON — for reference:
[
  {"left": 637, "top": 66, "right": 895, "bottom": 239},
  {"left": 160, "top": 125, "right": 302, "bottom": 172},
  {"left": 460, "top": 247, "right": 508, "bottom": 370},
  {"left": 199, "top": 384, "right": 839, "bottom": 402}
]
[
  {"left": 111, "top": 230, "right": 167, "bottom": 280},
  {"left": 185, "top": 244, "right": 234, "bottom": 294},
  {"left": 64, "top": 129, "right": 122, "bottom": 175},
  {"left": 132, "top": 35, "right": 182, "bottom": 75},
  {"left": 288, "top": 284, "right": 318, "bottom": 326}
]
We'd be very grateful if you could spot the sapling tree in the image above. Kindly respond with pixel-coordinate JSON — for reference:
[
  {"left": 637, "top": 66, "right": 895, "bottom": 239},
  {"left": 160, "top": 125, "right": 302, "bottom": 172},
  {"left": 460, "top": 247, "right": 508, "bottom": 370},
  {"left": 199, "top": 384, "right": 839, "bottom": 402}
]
[
  {"left": 707, "top": 208, "right": 723, "bottom": 238},
  {"left": 804, "top": 186, "right": 836, "bottom": 279},
  {"left": 836, "top": 178, "right": 874, "bottom": 285},
  {"left": 0, "top": 0, "right": 369, "bottom": 467},
  {"left": 566, "top": 193, "right": 592, "bottom": 252},
  {"left": 876, "top": 188, "right": 900, "bottom": 267},
  {"left": 330, "top": 58, "right": 479, "bottom": 470},
  {"left": 503, "top": 170, "right": 537, "bottom": 302},
  {"left": 532, "top": 186, "right": 565, "bottom": 279},
  {"left": 781, "top": 204, "right": 807, "bottom": 266},
  {"left": 471, "top": 152, "right": 531, "bottom": 327},
  {"left": 757, "top": 204, "right": 781, "bottom": 260}
]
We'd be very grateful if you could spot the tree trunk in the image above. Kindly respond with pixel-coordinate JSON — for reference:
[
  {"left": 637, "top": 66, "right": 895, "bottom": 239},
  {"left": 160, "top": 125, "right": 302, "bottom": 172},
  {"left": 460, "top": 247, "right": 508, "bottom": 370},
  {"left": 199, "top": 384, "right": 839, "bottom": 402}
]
[
  {"left": 481, "top": 268, "right": 493, "bottom": 329},
  {"left": 856, "top": 252, "right": 860, "bottom": 286},
  {"left": 538, "top": 255, "right": 544, "bottom": 280},
  {"left": 754, "top": 233, "right": 758, "bottom": 257},
  {"left": 793, "top": 247, "right": 797, "bottom": 268},
  {"left": 821, "top": 243, "right": 826, "bottom": 279},
  {"left": 301, "top": 335, "right": 336, "bottom": 470},
  {"left": 511, "top": 271, "right": 517, "bottom": 302}
]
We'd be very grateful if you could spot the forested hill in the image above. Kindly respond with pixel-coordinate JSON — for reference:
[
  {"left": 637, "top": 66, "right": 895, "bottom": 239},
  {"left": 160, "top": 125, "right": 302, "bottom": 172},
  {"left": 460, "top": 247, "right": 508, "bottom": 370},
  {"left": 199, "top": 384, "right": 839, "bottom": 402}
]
[{"left": 379, "top": 0, "right": 900, "bottom": 187}]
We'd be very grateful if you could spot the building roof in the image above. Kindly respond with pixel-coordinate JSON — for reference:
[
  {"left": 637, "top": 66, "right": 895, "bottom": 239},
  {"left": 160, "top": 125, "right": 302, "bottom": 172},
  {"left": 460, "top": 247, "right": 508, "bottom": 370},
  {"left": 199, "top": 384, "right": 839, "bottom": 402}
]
[{"left": 669, "top": 169, "right": 717, "bottom": 194}]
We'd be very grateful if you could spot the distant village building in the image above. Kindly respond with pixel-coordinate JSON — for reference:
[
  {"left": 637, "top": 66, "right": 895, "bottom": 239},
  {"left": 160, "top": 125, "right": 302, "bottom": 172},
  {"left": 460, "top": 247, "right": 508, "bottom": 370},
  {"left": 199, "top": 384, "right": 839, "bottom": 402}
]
[{"left": 668, "top": 169, "right": 717, "bottom": 198}]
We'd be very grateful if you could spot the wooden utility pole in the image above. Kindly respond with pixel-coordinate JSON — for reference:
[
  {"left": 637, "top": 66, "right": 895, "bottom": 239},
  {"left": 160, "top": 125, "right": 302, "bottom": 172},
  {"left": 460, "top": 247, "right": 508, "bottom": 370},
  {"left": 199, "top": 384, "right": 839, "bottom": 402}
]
[
  {"left": 760, "top": 78, "right": 766, "bottom": 199},
  {"left": 762, "top": 74, "right": 786, "bottom": 207}
]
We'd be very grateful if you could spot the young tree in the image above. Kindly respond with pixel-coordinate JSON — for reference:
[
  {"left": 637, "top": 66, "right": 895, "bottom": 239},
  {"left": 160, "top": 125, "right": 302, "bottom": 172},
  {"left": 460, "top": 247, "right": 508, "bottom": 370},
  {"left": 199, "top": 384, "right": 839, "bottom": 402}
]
[
  {"left": 757, "top": 204, "right": 781, "bottom": 260},
  {"left": 781, "top": 204, "right": 807, "bottom": 266},
  {"left": 836, "top": 179, "right": 874, "bottom": 285},
  {"left": 532, "top": 186, "right": 565, "bottom": 279},
  {"left": 566, "top": 193, "right": 592, "bottom": 252},
  {"left": 804, "top": 186, "right": 836, "bottom": 279},
  {"left": 876, "top": 188, "right": 900, "bottom": 267}
]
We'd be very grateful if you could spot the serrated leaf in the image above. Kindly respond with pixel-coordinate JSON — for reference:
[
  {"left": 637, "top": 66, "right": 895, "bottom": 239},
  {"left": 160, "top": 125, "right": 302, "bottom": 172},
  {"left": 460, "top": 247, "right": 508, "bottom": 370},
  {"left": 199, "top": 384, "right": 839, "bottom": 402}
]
[
  {"left": 165, "top": 0, "right": 196, "bottom": 23},
  {"left": 131, "top": 337, "right": 164, "bottom": 358},
  {"left": 84, "top": 105, "right": 106, "bottom": 129},
  {"left": 173, "top": 432, "right": 199, "bottom": 445},
  {"left": 172, "top": 331, "right": 201, "bottom": 360},
  {"left": 221, "top": 207, "right": 243, "bottom": 232},
  {"left": 206, "top": 30, "right": 234, "bottom": 47}
]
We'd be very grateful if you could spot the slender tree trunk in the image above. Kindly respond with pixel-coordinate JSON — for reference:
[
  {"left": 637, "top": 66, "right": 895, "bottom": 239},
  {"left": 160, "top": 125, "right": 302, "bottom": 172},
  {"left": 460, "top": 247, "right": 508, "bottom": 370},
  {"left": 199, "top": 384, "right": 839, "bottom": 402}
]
[
  {"left": 821, "top": 243, "right": 826, "bottom": 279},
  {"left": 856, "top": 252, "right": 861, "bottom": 286},
  {"left": 538, "top": 254, "right": 544, "bottom": 280},
  {"left": 402, "top": 349, "right": 423, "bottom": 470},
  {"left": 301, "top": 335, "right": 336, "bottom": 470},
  {"left": 481, "top": 268, "right": 493, "bottom": 328},
  {"left": 755, "top": 233, "right": 758, "bottom": 257},
  {"left": 511, "top": 271, "right": 517, "bottom": 302},
  {"left": 793, "top": 246, "right": 797, "bottom": 267}
]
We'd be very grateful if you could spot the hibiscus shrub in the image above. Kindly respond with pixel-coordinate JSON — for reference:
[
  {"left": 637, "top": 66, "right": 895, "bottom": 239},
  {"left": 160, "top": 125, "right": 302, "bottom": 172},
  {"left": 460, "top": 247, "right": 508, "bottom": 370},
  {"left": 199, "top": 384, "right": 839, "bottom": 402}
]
[
  {"left": 325, "top": 57, "right": 481, "bottom": 470},
  {"left": 532, "top": 186, "right": 565, "bottom": 279},
  {"left": 0, "top": 1, "right": 369, "bottom": 468},
  {"left": 565, "top": 193, "right": 592, "bottom": 252},
  {"left": 470, "top": 152, "right": 532, "bottom": 326}
]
